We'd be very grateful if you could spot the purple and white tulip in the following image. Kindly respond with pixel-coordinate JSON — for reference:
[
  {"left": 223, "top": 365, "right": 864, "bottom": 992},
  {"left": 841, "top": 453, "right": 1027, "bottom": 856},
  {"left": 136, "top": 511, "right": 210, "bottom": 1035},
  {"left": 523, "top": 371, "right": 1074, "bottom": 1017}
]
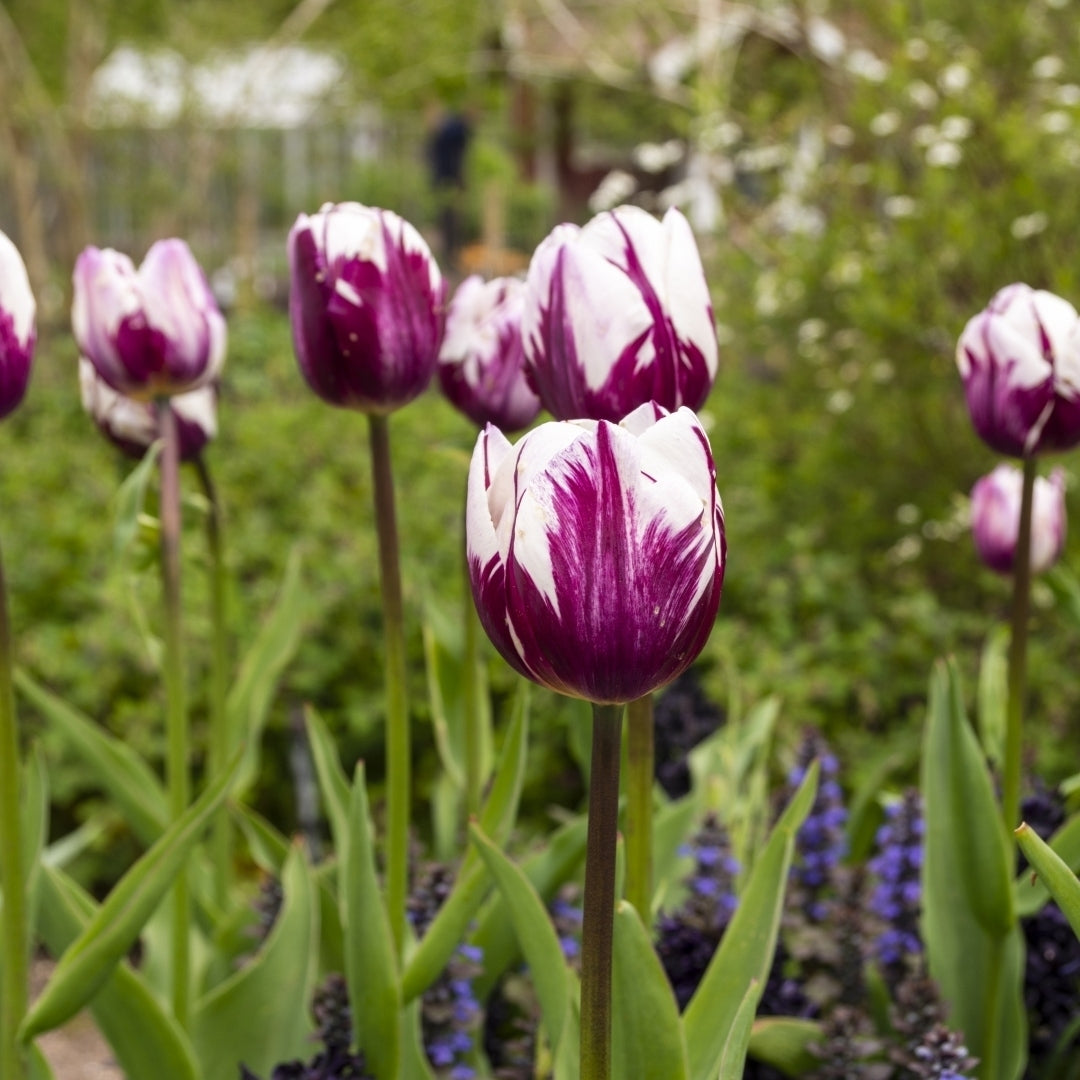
[
  {"left": 971, "top": 463, "right": 1066, "bottom": 575},
  {"left": 521, "top": 205, "right": 718, "bottom": 423},
  {"left": 0, "top": 229, "right": 36, "bottom": 419},
  {"left": 288, "top": 202, "right": 446, "bottom": 413},
  {"left": 956, "top": 283, "right": 1080, "bottom": 457},
  {"left": 79, "top": 357, "right": 216, "bottom": 462},
  {"left": 72, "top": 239, "right": 225, "bottom": 400},
  {"left": 467, "top": 402, "right": 725, "bottom": 704},
  {"left": 438, "top": 275, "right": 541, "bottom": 432}
]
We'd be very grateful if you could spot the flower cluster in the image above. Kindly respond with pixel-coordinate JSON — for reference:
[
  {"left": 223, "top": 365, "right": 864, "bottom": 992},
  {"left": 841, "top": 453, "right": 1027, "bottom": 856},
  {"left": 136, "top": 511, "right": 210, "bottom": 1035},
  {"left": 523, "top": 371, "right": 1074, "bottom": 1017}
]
[
  {"left": 422, "top": 944, "right": 484, "bottom": 1080},
  {"left": 652, "top": 670, "right": 726, "bottom": 799},
  {"left": 868, "top": 790, "right": 924, "bottom": 979}
]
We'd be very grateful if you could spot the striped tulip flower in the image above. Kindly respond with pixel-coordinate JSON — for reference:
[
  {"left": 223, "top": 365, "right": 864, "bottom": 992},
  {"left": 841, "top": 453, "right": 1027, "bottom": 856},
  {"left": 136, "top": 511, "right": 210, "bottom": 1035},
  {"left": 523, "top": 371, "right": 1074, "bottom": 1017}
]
[
  {"left": 79, "top": 357, "right": 216, "bottom": 463},
  {"left": 971, "top": 463, "right": 1066, "bottom": 575},
  {"left": 289, "top": 202, "right": 446, "bottom": 413},
  {"left": 522, "top": 205, "right": 718, "bottom": 422},
  {"left": 438, "top": 275, "right": 541, "bottom": 431},
  {"left": 0, "top": 229, "right": 36, "bottom": 419},
  {"left": 956, "top": 283, "right": 1080, "bottom": 457},
  {"left": 72, "top": 239, "right": 225, "bottom": 400},
  {"left": 467, "top": 402, "right": 725, "bottom": 703}
]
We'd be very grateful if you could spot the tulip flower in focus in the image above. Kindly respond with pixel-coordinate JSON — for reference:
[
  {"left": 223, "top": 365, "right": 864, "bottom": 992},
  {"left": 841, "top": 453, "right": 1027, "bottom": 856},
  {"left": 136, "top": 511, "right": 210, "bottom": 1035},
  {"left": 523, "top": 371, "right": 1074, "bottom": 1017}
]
[
  {"left": 956, "top": 283, "right": 1080, "bottom": 457},
  {"left": 971, "top": 463, "right": 1066, "bottom": 575},
  {"left": 72, "top": 239, "right": 225, "bottom": 400},
  {"left": 0, "top": 229, "right": 36, "bottom": 419},
  {"left": 522, "top": 205, "right": 718, "bottom": 423},
  {"left": 288, "top": 202, "right": 445, "bottom": 413},
  {"left": 438, "top": 275, "right": 541, "bottom": 431},
  {"left": 467, "top": 402, "right": 725, "bottom": 704},
  {"left": 79, "top": 357, "right": 216, "bottom": 462}
]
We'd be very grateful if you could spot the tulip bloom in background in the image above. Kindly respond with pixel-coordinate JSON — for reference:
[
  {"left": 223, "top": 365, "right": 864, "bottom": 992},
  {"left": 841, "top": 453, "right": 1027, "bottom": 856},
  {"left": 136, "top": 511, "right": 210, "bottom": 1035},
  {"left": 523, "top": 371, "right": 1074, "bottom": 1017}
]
[
  {"left": 72, "top": 239, "right": 225, "bottom": 400},
  {"left": 0, "top": 230, "right": 35, "bottom": 419},
  {"left": 971, "top": 464, "right": 1066, "bottom": 576},
  {"left": 522, "top": 205, "right": 718, "bottom": 423},
  {"left": 438, "top": 274, "right": 540, "bottom": 432}
]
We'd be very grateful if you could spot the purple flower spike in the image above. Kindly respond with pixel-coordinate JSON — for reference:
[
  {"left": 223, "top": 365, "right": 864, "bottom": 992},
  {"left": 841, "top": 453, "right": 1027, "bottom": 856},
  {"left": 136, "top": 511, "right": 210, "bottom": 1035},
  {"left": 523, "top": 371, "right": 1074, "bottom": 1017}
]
[
  {"left": 438, "top": 274, "right": 541, "bottom": 432},
  {"left": 0, "top": 229, "right": 36, "bottom": 419},
  {"left": 956, "top": 283, "right": 1080, "bottom": 457},
  {"left": 467, "top": 401, "right": 726, "bottom": 704},
  {"left": 288, "top": 202, "right": 446, "bottom": 414},
  {"left": 72, "top": 239, "right": 225, "bottom": 400},
  {"left": 522, "top": 206, "right": 718, "bottom": 422}
]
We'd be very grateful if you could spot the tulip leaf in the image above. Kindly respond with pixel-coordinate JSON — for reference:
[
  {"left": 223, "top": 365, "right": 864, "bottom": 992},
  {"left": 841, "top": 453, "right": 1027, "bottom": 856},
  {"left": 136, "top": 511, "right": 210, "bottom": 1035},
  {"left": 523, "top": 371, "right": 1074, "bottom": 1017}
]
[
  {"left": 747, "top": 1018, "right": 821, "bottom": 1076},
  {"left": 1046, "top": 564, "right": 1080, "bottom": 630},
  {"left": 717, "top": 980, "right": 759, "bottom": 1080},
  {"left": 1015, "top": 811, "right": 1080, "bottom": 916},
  {"left": 611, "top": 901, "right": 688, "bottom": 1080},
  {"left": 113, "top": 440, "right": 162, "bottom": 557},
  {"left": 400, "top": 1000, "right": 437, "bottom": 1080},
  {"left": 28, "top": 1045, "right": 56, "bottom": 1080},
  {"left": 193, "top": 844, "right": 318, "bottom": 1080},
  {"left": 20, "top": 752, "right": 239, "bottom": 1041},
  {"left": 22, "top": 746, "right": 49, "bottom": 939},
  {"left": 1015, "top": 823, "right": 1080, "bottom": 939},
  {"left": 651, "top": 795, "right": 698, "bottom": 913},
  {"left": 16, "top": 670, "right": 168, "bottom": 847},
  {"left": 342, "top": 763, "right": 401, "bottom": 1080},
  {"left": 683, "top": 760, "right": 819, "bottom": 1080},
  {"left": 977, "top": 625, "right": 1009, "bottom": 769},
  {"left": 42, "top": 816, "right": 109, "bottom": 872},
  {"left": 305, "top": 704, "right": 351, "bottom": 850}
]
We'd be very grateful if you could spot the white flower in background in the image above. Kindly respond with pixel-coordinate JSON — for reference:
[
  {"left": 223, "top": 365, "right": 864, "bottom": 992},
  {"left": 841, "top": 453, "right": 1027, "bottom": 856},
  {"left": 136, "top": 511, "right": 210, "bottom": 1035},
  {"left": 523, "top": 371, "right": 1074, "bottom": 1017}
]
[
  {"left": 830, "top": 253, "right": 864, "bottom": 287},
  {"left": 905, "top": 38, "right": 930, "bottom": 61},
  {"left": 926, "top": 141, "right": 962, "bottom": 167},
  {"left": 633, "top": 140, "right": 683, "bottom": 174},
  {"left": 827, "top": 124, "right": 855, "bottom": 147},
  {"left": 806, "top": 16, "right": 846, "bottom": 63},
  {"left": 1061, "top": 141, "right": 1080, "bottom": 167},
  {"left": 913, "top": 123, "right": 939, "bottom": 147},
  {"left": 735, "top": 144, "right": 790, "bottom": 172},
  {"left": 872, "top": 360, "right": 895, "bottom": 384},
  {"left": 1054, "top": 84, "right": 1080, "bottom": 106},
  {"left": 884, "top": 195, "right": 917, "bottom": 219},
  {"left": 939, "top": 116, "right": 973, "bottom": 141},
  {"left": 1010, "top": 212, "right": 1049, "bottom": 240},
  {"left": 847, "top": 48, "right": 888, "bottom": 82},
  {"left": 870, "top": 110, "right": 901, "bottom": 137},
  {"left": 798, "top": 318, "right": 827, "bottom": 344},
  {"left": 906, "top": 80, "right": 939, "bottom": 109},
  {"left": 1040, "top": 110, "right": 1071, "bottom": 134},
  {"left": 588, "top": 170, "right": 637, "bottom": 214},
  {"left": 939, "top": 63, "right": 971, "bottom": 94},
  {"left": 826, "top": 389, "right": 854, "bottom": 415},
  {"left": 1033, "top": 55, "right": 1065, "bottom": 79},
  {"left": 897, "top": 503, "right": 921, "bottom": 526}
]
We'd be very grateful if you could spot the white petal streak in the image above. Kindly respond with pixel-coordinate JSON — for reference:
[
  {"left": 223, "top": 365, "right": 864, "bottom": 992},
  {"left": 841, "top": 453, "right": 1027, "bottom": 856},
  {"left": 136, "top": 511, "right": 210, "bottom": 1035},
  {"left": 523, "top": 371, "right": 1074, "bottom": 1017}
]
[
  {"left": 0, "top": 230, "right": 35, "bottom": 343},
  {"left": 634, "top": 407, "right": 717, "bottom": 507},
  {"left": 467, "top": 425, "right": 512, "bottom": 571},
  {"left": 661, "top": 208, "right": 718, "bottom": 376}
]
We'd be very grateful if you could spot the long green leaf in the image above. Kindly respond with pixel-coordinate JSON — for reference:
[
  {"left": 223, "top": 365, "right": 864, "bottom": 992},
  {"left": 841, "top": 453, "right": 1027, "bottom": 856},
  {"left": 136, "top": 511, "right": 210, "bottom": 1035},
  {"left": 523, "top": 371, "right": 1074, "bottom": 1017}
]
[
  {"left": 747, "top": 1018, "right": 821, "bottom": 1077},
  {"left": 1015, "top": 823, "right": 1080, "bottom": 939},
  {"left": 717, "top": 981, "right": 759, "bottom": 1080},
  {"left": 1015, "top": 811, "right": 1080, "bottom": 917},
  {"left": 977, "top": 626, "right": 1009, "bottom": 768},
  {"left": 114, "top": 441, "right": 162, "bottom": 556},
  {"left": 305, "top": 704, "right": 351, "bottom": 850},
  {"left": 22, "top": 747, "right": 49, "bottom": 941}
]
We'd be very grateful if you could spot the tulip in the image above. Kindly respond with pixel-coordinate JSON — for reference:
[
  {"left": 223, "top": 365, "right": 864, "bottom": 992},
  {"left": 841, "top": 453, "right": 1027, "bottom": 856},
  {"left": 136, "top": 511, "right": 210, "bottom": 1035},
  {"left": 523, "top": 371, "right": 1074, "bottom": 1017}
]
[
  {"left": 467, "top": 401, "right": 725, "bottom": 704},
  {"left": 0, "top": 229, "right": 36, "bottom": 419},
  {"left": 438, "top": 275, "right": 541, "bottom": 431},
  {"left": 956, "top": 283, "right": 1080, "bottom": 457},
  {"left": 971, "top": 463, "right": 1066, "bottom": 575},
  {"left": 521, "top": 206, "right": 718, "bottom": 423},
  {"left": 72, "top": 239, "right": 225, "bottom": 400},
  {"left": 288, "top": 202, "right": 445, "bottom": 413},
  {"left": 79, "top": 358, "right": 216, "bottom": 462}
]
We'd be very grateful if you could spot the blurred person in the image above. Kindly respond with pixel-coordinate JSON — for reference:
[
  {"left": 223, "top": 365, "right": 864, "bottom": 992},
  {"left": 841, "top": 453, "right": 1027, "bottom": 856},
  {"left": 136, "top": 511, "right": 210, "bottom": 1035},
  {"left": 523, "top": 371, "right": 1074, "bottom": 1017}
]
[{"left": 426, "top": 103, "right": 473, "bottom": 268}]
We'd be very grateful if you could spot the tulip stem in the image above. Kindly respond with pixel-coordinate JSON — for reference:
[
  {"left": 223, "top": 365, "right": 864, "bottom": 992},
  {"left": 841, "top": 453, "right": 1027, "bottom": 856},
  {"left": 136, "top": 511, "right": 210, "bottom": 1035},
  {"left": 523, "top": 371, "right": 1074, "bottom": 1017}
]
[
  {"left": 625, "top": 693, "right": 654, "bottom": 922},
  {"left": 463, "top": 550, "right": 483, "bottom": 818},
  {"left": 581, "top": 702, "right": 624, "bottom": 1080},
  {"left": 195, "top": 455, "right": 231, "bottom": 911},
  {"left": 0, "top": 537, "right": 27, "bottom": 1080},
  {"left": 1002, "top": 457, "right": 1036, "bottom": 836},
  {"left": 368, "top": 413, "right": 410, "bottom": 956},
  {"left": 158, "top": 401, "right": 191, "bottom": 1029}
]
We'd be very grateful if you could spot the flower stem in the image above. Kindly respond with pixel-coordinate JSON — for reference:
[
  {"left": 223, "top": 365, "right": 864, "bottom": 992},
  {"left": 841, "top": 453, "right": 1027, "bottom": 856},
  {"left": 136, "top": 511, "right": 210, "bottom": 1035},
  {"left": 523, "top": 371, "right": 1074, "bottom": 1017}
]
[
  {"left": 580, "top": 702, "right": 624, "bottom": 1080},
  {"left": 980, "top": 934, "right": 1005, "bottom": 1080},
  {"left": 462, "top": 548, "right": 482, "bottom": 818},
  {"left": 158, "top": 401, "right": 190, "bottom": 1029},
  {"left": 368, "top": 413, "right": 410, "bottom": 955},
  {"left": 1002, "top": 456, "right": 1036, "bottom": 835},
  {"left": 625, "top": 694, "right": 653, "bottom": 922},
  {"left": 0, "top": 538, "right": 27, "bottom": 1080},
  {"left": 194, "top": 455, "right": 230, "bottom": 911}
]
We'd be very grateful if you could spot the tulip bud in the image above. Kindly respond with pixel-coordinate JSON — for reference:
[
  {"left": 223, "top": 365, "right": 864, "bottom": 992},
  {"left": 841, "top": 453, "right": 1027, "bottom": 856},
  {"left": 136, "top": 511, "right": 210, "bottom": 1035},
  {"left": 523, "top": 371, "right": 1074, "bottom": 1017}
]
[
  {"left": 438, "top": 275, "right": 541, "bottom": 431},
  {"left": 0, "top": 229, "right": 36, "bottom": 419},
  {"left": 971, "top": 464, "right": 1066, "bottom": 575},
  {"left": 467, "top": 402, "right": 725, "bottom": 704},
  {"left": 522, "top": 206, "right": 718, "bottom": 422},
  {"left": 288, "top": 202, "right": 446, "bottom": 413},
  {"left": 78, "top": 357, "right": 216, "bottom": 462},
  {"left": 956, "top": 283, "right": 1080, "bottom": 457}
]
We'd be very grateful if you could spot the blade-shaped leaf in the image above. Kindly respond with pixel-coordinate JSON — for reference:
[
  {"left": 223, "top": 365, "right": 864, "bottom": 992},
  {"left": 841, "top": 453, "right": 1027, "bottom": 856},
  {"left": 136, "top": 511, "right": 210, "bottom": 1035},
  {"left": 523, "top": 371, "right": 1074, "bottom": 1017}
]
[
  {"left": 1015, "top": 811, "right": 1080, "bottom": 917},
  {"left": 717, "top": 981, "right": 759, "bottom": 1080},
  {"left": 747, "top": 1018, "right": 821, "bottom": 1077},
  {"left": 977, "top": 625, "right": 1009, "bottom": 769},
  {"left": 114, "top": 441, "right": 162, "bottom": 556},
  {"left": 305, "top": 704, "right": 350, "bottom": 850},
  {"left": 1015, "top": 823, "right": 1080, "bottom": 939}
]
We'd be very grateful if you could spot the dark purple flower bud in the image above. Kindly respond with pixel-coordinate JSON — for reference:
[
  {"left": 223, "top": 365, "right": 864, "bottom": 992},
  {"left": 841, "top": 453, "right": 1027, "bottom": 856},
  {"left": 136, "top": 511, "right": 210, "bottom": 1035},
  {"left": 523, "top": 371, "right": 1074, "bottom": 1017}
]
[
  {"left": 467, "top": 402, "right": 725, "bottom": 704},
  {"left": 79, "top": 357, "right": 216, "bottom": 462},
  {"left": 72, "top": 239, "right": 225, "bottom": 399},
  {"left": 956, "top": 283, "right": 1080, "bottom": 457},
  {"left": 970, "top": 463, "right": 1066, "bottom": 576},
  {"left": 0, "top": 229, "right": 36, "bottom": 419},
  {"left": 288, "top": 202, "right": 446, "bottom": 413},
  {"left": 522, "top": 206, "right": 718, "bottom": 422},
  {"left": 438, "top": 275, "right": 540, "bottom": 431}
]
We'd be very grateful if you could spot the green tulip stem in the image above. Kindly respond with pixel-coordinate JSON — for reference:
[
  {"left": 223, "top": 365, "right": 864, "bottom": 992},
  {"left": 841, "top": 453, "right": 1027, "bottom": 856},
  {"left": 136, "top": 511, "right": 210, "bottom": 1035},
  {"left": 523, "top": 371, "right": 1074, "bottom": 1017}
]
[
  {"left": 1002, "top": 456, "right": 1037, "bottom": 835},
  {"left": 194, "top": 455, "right": 231, "bottom": 910},
  {"left": 462, "top": 548, "right": 482, "bottom": 818},
  {"left": 0, "top": 537, "right": 27, "bottom": 1080},
  {"left": 580, "top": 702, "right": 624, "bottom": 1080},
  {"left": 368, "top": 413, "right": 410, "bottom": 955},
  {"left": 980, "top": 936, "right": 1005, "bottom": 1080},
  {"left": 625, "top": 693, "right": 654, "bottom": 921},
  {"left": 158, "top": 400, "right": 191, "bottom": 1029}
]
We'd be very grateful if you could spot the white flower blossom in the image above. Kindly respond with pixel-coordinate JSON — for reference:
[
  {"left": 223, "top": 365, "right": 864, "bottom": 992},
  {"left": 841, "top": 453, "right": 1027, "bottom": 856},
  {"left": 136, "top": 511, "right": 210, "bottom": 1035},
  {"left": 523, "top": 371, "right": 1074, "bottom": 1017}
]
[
  {"left": 1010, "top": 212, "right": 1049, "bottom": 240},
  {"left": 939, "top": 63, "right": 971, "bottom": 95},
  {"left": 926, "top": 141, "right": 962, "bottom": 167},
  {"left": 939, "top": 116, "right": 972, "bottom": 141},
  {"left": 1033, "top": 55, "right": 1065, "bottom": 79},
  {"left": 884, "top": 195, "right": 917, "bottom": 219},
  {"left": 1040, "top": 110, "right": 1071, "bottom": 134},
  {"left": 870, "top": 110, "right": 901, "bottom": 137},
  {"left": 906, "top": 80, "right": 939, "bottom": 109}
]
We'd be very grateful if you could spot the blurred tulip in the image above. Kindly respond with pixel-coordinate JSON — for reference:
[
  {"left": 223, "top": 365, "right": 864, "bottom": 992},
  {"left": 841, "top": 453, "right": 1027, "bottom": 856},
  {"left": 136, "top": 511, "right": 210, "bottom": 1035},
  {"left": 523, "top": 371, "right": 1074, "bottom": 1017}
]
[
  {"left": 467, "top": 402, "right": 725, "bottom": 703},
  {"left": 956, "top": 283, "right": 1080, "bottom": 457},
  {"left": 971, "top": 463, "right": 1066, "bottom": 575},
  {"left": 438, "top": 275, "right": 541, "bottom": 431},
  {"left": 0, "top": 229, "right": 36, "bottom": 419},
  {"left": 72, "top": 239, "right": 225, "bottom": 400},
  {"left": 288, "top": 202, "right": 445, "bottom": 413},
  {"left": 522, "top": 205, "right": 718, "bottom": 422},
  {"left": 78, "top": 357, "right": 216, "bottom": 462}
]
